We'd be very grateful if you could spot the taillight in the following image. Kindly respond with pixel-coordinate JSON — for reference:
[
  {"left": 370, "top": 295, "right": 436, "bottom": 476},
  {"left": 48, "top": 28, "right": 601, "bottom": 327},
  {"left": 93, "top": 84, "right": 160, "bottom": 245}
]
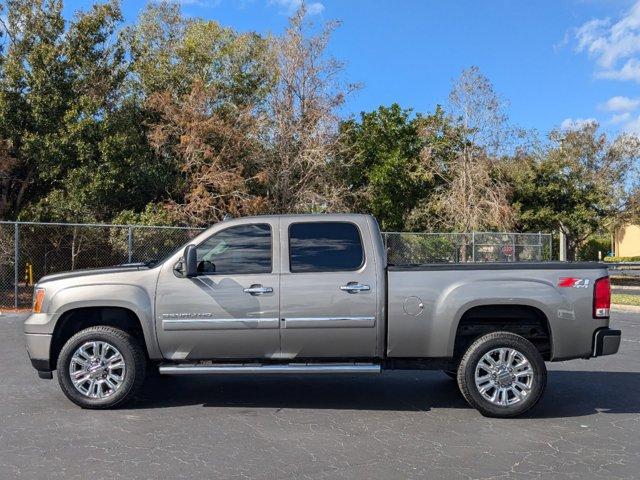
[
  {"left": 593, "top": 276, "right": 610, "bottom": 319},
  {"left": 33, "top": 288, "right": 45, "bottom": 313}
]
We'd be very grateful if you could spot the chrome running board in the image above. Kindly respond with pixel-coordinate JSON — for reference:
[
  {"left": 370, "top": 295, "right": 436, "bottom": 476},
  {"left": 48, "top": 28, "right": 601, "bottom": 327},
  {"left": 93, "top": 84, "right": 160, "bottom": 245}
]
[{"left": 158, "top": 362, "right": 381, "bottom": 375}]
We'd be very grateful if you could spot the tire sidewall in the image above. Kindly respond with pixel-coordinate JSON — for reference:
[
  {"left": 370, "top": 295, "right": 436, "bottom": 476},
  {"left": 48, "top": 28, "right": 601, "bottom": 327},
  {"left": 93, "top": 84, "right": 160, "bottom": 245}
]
[
  {"left": 458, "top": 333, "right": 546, "bottom": 418},
  {"left": 57, "top": 327, "right": 142, "bottom": 409}
]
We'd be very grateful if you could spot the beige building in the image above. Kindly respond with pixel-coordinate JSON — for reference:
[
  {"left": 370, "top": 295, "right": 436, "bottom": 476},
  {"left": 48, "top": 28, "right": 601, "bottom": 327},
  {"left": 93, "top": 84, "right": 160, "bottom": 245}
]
[{"left": 613, "top": 224, "right": 640, "bottom": 257}]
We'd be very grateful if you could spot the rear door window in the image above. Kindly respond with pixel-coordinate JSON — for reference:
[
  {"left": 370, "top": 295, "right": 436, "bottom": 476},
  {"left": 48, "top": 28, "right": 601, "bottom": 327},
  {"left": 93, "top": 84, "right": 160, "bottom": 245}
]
[{"left": 288, "top": 222, "right": 364, "bottom": 273}]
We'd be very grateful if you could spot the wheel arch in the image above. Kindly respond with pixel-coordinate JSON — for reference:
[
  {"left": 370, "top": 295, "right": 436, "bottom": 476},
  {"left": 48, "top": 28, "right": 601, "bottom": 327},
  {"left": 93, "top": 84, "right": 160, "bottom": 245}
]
[
  {"left": 452, "top": 304, "right": 553, "bottom": 361},
  {"left": 50, "top": 306, "right": 151, "bottom": 370}
]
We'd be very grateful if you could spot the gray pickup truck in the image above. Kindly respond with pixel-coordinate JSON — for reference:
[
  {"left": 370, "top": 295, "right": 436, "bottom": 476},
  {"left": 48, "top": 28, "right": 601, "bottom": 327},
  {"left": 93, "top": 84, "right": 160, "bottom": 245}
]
[{"left": 24, "top": 214, "right": 620, "bottom": 417}]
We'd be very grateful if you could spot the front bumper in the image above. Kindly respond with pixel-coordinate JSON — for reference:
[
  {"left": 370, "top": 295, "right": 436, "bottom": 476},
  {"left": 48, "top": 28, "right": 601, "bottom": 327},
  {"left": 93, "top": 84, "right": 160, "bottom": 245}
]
[
  {"left": 25, "top": 333, "right": 53, "bottom": 378},
  {"left": 24, "top": 312, "right": 57, "bottom": 379},
  {"left": 593, "top": 328, "right": 621, "bottom": 357}
]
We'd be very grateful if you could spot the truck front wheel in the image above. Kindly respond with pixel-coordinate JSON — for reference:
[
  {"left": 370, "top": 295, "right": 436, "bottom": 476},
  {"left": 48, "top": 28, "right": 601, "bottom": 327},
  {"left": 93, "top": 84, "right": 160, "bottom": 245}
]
[
  {"left": 56, "top": 326, "right": 146, "bottom": 409},
  {"left": 457, "top": 332, "right": 546, "bottom": 418}
]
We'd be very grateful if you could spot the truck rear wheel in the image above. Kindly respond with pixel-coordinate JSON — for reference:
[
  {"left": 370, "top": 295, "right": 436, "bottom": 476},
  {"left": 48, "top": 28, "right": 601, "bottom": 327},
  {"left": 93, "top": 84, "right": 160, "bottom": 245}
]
[
  {"left": 56, "top": 326, "right": 146, "bottom": 409},
  {"left": 457, "top": 332, "right": 546, "bottom": 418}
]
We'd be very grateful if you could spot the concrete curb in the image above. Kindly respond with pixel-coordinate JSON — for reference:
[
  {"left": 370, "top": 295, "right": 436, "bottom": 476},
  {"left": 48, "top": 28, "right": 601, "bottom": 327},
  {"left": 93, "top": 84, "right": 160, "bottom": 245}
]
[
  {"left": 0, "top": 309, "right": 30, "bottom": 317},
  {"left": 612, "top": 285, "right": 640, "bottom": 291},
  {"left": 612, "top": 304, "right": 640, "bottom": 313}
]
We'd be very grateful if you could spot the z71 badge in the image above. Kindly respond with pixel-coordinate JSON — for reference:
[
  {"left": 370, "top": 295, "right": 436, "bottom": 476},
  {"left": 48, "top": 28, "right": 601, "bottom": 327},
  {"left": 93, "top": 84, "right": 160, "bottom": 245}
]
[{"left": 558, "top": 277, "right": 590, "bottom": 288}]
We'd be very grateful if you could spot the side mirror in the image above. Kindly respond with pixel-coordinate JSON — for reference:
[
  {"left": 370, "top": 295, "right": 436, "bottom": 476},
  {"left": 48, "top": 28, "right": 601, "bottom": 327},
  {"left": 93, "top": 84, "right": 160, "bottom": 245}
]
[{"left": 184, "top": 244, "right": 198, "bottom": 277}]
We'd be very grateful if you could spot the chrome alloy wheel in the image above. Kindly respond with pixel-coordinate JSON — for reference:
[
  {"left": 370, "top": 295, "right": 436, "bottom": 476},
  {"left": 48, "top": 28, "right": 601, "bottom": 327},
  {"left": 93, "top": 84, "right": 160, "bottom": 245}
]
[
  {"left": 69, "top": 341, "right": 126, "bottom": 399},
  {"left": 474, "top": 347, "right": 534, "bottom": 407}
]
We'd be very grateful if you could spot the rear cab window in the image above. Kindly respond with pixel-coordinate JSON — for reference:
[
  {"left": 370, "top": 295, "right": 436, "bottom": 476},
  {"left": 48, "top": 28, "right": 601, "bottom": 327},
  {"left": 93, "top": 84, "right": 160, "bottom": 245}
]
[{"left": 288, "top": 222, "right": 364, "bottom": 273}]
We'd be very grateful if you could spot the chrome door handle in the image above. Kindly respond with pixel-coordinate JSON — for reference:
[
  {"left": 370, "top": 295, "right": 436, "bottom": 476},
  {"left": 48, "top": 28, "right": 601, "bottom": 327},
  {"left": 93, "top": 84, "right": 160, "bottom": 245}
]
[
  {"left": 340, "top": 283, "right": 371, "bottom": 294},
  {"left": 243, "top": 285, "right": 273, "bottom": 295}
]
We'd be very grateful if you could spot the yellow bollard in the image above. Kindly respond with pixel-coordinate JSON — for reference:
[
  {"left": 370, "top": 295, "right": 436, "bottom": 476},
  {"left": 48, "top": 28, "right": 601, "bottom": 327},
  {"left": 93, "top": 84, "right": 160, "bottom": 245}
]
[{"left": 24, "top": 262, "right": 34, "bottom": 286}]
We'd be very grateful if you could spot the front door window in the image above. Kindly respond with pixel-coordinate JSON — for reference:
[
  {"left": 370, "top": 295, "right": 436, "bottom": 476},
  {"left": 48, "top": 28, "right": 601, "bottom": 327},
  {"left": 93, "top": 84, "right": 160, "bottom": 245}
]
[{"left": 196, "top": 224, "right": 272, "bottom": 275}]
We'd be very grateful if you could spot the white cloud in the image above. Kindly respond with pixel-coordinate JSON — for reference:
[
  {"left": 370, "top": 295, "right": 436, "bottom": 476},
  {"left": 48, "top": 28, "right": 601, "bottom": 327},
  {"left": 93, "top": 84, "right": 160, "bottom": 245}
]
[
  {"left": 560, "top": 117, "right": 597, "bottom": 130},
  {"left": 574, "top": 1, "right": 640, "bottom": 81},
  {"left": 575, "top": 18, "right": 614, "bottom": 65},
  {"left": 597, "top": 57, "right": 640, "bottom": 82},
  {"left": 567, "top": 3, "right": 640, "bottom": 134},
  {"left": 307, "top": 2, "right": 324, "bottom": 15},
  {"left": 601, "top": 95, "right": 640, "bottom": 112},
  {"left": 269, "top": 0, "right": 324, "bottom": 15},
  {"left": 624, "top": 114, "right": 640, "bottom": 134},
  {"left": 610, "top": 112, "right": 632, "bottom": 124},
  {"left": 598, "top": 98, "right": 640, "bottom": 130}
]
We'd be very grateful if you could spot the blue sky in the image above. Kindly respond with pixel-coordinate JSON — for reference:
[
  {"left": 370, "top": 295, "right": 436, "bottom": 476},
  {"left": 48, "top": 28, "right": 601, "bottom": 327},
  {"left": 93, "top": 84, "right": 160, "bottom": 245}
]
[{"left": 62, "top": 0, "right": 640, "bottom": 136}]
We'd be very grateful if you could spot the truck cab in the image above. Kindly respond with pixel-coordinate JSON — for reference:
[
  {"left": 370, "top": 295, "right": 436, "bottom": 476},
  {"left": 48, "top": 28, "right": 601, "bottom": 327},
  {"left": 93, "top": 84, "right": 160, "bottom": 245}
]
[{"left": 155, "top": 214, "right": 385, "bottom": 360}]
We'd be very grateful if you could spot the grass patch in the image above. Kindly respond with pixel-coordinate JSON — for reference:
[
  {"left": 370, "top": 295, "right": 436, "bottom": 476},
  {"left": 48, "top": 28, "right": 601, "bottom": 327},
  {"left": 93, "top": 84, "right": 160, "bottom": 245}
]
[{"left": 611, "top": 293, "right": 640, "bottom": 306}]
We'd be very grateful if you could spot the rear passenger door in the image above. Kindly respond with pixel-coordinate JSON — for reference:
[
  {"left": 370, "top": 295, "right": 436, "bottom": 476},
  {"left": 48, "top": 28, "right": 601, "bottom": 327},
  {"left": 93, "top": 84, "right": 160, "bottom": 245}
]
[{"left": 279, "top": 219, "right": 378, "bottom": 358}]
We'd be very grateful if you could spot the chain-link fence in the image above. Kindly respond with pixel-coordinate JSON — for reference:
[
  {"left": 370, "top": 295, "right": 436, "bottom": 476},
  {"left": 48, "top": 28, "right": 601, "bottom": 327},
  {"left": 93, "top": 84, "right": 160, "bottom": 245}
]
[
  {"left": 0, "top": 221, "right": 205, "bottom": 309},
  {"left": 0, "top": 221, "right": 553, "bottom": 309},
  {"left": 383, "top": 232, "right": 553, "bottom": 265}
]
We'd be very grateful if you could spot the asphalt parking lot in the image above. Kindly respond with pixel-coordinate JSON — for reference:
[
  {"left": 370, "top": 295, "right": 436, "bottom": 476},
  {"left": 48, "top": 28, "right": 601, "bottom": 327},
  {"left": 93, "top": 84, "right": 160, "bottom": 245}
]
[{"left": 1, "top": 312, "right": 639, "bottom": 480}]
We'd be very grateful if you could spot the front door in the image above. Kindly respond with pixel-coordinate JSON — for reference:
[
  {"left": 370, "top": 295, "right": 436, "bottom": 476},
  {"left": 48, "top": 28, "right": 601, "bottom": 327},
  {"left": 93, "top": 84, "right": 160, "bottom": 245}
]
[
  {"left": 279, "top": 219, "right": 379, "bottom": 358},
  {"left": 155, "top": 221, "right": 280, "bottom": 360}
]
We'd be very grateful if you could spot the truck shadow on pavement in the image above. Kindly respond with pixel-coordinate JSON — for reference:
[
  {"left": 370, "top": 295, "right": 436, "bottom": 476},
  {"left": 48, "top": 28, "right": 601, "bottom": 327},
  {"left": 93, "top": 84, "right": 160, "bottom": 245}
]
[{"left": 132, "top": 370, "right": 640, "bottom": 418}]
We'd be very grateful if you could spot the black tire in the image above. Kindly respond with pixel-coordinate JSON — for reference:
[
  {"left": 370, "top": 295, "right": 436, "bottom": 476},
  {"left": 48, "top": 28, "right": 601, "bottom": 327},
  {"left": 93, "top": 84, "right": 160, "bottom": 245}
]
[
  {"left": 56, "top": 326, "right": 146, "bottom": 409},
  {"left": 457, "top": 332, "right": 546, "bottom": 418},
  {"left": 442, "top": 370, "right": 457, "bottom": 380}
]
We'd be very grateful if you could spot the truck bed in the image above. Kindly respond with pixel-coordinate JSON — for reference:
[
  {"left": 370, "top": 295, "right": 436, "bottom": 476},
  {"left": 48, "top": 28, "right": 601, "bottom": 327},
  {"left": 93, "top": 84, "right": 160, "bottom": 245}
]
[{"left": 386, "top": 261, "right": 610, "bottom": 361}]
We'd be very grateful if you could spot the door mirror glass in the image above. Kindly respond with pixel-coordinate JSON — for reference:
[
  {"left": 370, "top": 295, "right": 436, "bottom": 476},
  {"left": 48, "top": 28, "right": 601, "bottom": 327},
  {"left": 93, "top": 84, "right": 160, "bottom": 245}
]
[
  {"left": 197, "top": 260, "right": 215, "bottom": 274},
  {"left": 184, "top": 244, "right": 198, "bottom": 277}
]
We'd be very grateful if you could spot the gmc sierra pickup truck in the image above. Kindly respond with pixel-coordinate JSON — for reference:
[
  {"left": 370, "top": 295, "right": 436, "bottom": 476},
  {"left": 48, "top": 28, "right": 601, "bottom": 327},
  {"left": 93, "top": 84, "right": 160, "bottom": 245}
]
[{"left": 25, "top": 214, "right": 621, "bottom": 417}]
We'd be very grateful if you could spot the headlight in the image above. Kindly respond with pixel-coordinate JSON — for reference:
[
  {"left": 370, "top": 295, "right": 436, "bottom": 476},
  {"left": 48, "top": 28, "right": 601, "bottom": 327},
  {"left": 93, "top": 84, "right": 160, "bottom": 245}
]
[{"left": 33, "top": 288, "right": 46, "bottom": 313}]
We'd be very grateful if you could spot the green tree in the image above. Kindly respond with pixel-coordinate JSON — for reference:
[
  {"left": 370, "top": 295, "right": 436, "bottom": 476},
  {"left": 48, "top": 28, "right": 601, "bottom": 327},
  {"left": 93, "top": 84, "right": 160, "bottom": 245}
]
[
  {"left": 0, "top": 0, "right": 68, "bottom": 218},
  {"left": 0, "top": 0, "right": 180, "bottom": 222},
  {"left": 340, "top": 103, "right": 478, "bottom": 233},
  {"left": 339, "top": 104, "right": 427, "bottom": 231},
  {"left": 125, "top": 1, "right": 272, "bottom": 105},
  {"left": 512, "top": 122, "right": 640, "bottom": 259},
  {"left": 132, "top": 2, "right": 274, "bottom": 225}
]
